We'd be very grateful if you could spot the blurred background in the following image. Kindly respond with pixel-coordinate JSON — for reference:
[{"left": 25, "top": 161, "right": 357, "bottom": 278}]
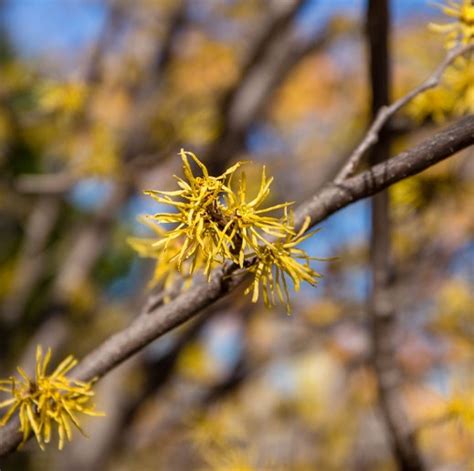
[{"left": 0, "top": 0, "right": 473, "bottom": 470}]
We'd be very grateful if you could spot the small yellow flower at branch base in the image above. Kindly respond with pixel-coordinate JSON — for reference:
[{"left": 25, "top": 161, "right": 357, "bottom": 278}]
[
  {"left": 0, "top": 346, "right": 104, "bottom": 451},
  {"left": 130, "top": 150, "right": 323, "bottom": 312}
]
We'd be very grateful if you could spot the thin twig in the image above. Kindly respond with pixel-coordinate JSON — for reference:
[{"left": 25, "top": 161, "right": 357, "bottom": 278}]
[{"left": 335, "top": 43, "right": 474, "bottom": 184}]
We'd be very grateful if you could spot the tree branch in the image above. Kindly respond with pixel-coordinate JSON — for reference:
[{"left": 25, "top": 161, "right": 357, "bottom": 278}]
[
  {"left": 335, "top": 43, "right": 474, "bottom": 183},
  {"left": 0, "top": 115, "right": 473, "bottom": 457}
]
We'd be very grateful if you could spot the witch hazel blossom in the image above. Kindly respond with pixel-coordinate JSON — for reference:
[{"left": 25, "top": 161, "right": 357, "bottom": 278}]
[
  {"left": 129, "top": 149, "right": 322, "bottom": 312},
  {"left": 0, "top": 346, "right": 103, "bottom": 451}
]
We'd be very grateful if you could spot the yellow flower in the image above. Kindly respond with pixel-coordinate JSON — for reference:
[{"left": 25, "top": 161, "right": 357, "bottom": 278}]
[
  {"left": 407, "top": 86, "right": 456, "bottom": 123},
  {"left": 145, "top": 149, "right": 244, "bottom": 275},
  {"left": 222, "top": 167, "right": 294, "bottom": 267},
  {"left": 430, "top": 0, "right": 474, "bottom": 48},
  {"left": 407, "top": 1, "right": 474, "bottom": 123},
  {"left": 0, "top": 346, "right": 103, "bottom": 451},
  {"left": 128, "top": 217, "right": 206, "bottom": 293},
  {"left": 245, "top": 216, "right": 322, "bottom": 313},
  {"left": 131, "top": 150, "right": 323, "bottom": 311},
  {"left": 444, "top": 57, "right": 474, "bottom": 114}
]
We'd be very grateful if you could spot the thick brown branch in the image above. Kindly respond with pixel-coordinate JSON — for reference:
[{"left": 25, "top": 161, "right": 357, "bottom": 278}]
[
  {"left": 64, "top": 117, "right": 474, "bottom": 382},
  {"left": 294, "top": 116, "right": 473, "bottom": 229},
  {"left": 0, "top": 116, "right": 472, "bottom": 456}
]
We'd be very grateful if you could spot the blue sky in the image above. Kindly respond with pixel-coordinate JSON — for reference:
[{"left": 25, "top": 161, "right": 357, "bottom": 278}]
[
  {"left": 3, "top": 0, "right": 434, "bottom": 59},
  {"left": 4, "top": 0, "right": 107, "bottom": 58}
]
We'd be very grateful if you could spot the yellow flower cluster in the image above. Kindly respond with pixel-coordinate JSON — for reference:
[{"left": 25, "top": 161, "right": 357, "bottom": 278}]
[
  {"left": 430, "top": 1, "right": 474, "bottom": 48},
  {"left": 130, "top": 150, "right": 321, "bottom": 312},
  {"left": 0, "top": 346, "right": 103, "bottom": 450}
]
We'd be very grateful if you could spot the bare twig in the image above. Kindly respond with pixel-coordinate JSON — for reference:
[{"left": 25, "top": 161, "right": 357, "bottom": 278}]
[{"left": 334, "top": 43, "right": 474, "bottom": 184}]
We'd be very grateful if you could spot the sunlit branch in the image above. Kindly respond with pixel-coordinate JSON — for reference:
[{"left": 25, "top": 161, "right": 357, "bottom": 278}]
[{"left": 0, "top": 112, "right": 473, "bottom": 460}]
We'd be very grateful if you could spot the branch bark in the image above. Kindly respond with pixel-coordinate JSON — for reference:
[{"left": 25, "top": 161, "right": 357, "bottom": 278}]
[
  {"left": 335, "top": 42, "right": 474, "bottom": 183},
  {"left": 0, "top": 116, "right": 473, "bottom": 457}
]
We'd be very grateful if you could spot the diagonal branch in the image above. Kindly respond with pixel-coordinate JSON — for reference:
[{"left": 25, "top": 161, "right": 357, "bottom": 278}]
[
  {"left": 57, "top": 115, "right": 474, "bottom": 381},
  {"left": 0, "top": 115, "right": 473, "bottom": 457},
  {"left": 335, "top": 42, "right": 474, "bottom": 183}
]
